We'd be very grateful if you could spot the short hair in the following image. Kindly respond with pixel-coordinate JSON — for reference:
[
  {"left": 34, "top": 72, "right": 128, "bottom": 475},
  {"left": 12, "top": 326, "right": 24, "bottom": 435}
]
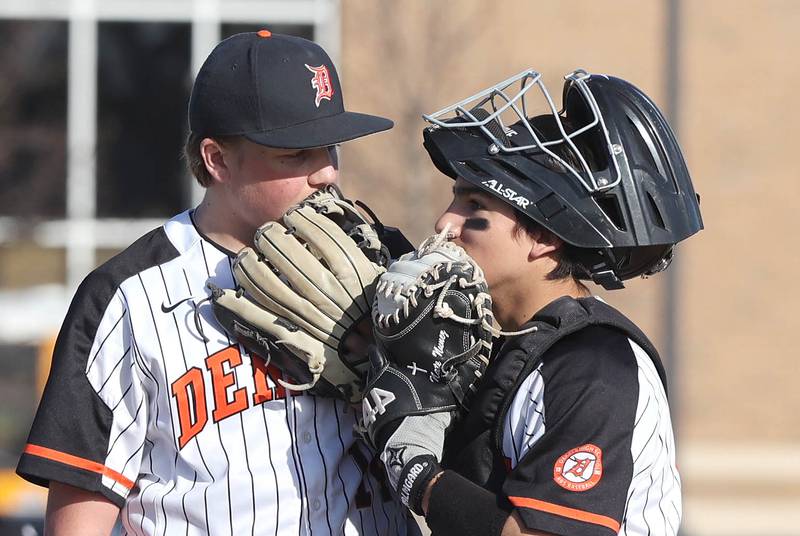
[
  {"left": 511, "top": 215, "right": 588, "bottom": 281},
  {"left": 183, "top": 132, "right": 241, "bottom": 187}
]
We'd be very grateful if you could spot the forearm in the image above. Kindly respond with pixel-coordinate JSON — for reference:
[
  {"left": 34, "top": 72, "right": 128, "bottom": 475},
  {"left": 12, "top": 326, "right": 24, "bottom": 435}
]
[
  {"left": 46, "top": 481, "right": 120, "bottom": 536},
  {"left": 500, "top": 511, "right": 558, "bottom": 536},
  {"left": 422, "top": 470, "right": 509, "bottom": 536},
  {"left": 423, "top": 471, "right": 555, "bottom": 536}
]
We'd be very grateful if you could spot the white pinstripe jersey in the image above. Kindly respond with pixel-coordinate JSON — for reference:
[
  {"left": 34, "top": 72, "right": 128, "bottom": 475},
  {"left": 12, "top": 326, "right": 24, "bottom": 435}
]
[
  {"left": 501, "top": 322, "right": 681, "bottom": 536},
  {"left": 18, "top": 211, "right": 408, "bottom": 536}
]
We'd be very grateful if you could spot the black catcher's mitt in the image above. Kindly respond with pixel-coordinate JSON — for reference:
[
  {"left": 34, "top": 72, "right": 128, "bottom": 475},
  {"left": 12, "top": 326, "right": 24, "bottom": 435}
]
[
  {"left": 358, "top": 231, "right": 495, "bottom": 512},
  {"left": 361, "top": 231, "right": 494, "bottom": 447}
]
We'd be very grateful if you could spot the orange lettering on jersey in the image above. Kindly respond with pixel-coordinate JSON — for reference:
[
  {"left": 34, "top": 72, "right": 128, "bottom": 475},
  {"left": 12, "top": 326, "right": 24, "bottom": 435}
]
[
  {"left": 206, "top": 346, "right": 249, "bottom": 422},
  {"left": 251, "top": 354, "right": 287, "bottom": 404},
  {"left": 171, "top": 367, "right": 208, "bottom": 448},
  {"left": 251, "top": 353, "right": 303, "bottom": 404}
]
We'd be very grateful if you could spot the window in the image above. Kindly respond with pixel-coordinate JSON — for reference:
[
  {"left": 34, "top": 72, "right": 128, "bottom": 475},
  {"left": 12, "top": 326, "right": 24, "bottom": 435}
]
[
  {"left": 0, "top": 20, "right": 68, "bottom": 219},
  {"left": 96, "top": 22, "right": 192, "bottom": 218},
  {"left": 0, "top": 2, "right": 333, "bottom": 299}
]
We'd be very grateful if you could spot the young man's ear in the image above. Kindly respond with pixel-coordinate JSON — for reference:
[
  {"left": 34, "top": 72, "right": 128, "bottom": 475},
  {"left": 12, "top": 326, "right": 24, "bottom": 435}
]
[
  {"left": 199, "top": 138, "right": 235, "bottom": 184},
  {"left": 528, "top": 229, "right": 563, "bottom": 260}
]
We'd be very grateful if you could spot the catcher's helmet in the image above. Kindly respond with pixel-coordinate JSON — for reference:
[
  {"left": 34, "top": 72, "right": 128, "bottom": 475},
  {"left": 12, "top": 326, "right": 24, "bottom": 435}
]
[{"left": 422, "top": 69, "right": 703, "bottom": 289}]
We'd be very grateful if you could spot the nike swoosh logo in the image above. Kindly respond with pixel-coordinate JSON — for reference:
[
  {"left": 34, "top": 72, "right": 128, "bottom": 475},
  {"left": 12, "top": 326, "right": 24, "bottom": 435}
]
[{"left": 161, "top": 296, "right": 197, "bottom": 314}]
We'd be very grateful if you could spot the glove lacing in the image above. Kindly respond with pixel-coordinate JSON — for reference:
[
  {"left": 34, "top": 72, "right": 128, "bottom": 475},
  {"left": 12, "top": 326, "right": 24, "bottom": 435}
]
[
  {"left": 374, "top": 225, "right": 538, "bottom": 339},
  {"left": 270, "top": 339, "right": 326, "bottom": 392},
  {"left": 293, "top": 185, "right": 391, "bottom": 268}
]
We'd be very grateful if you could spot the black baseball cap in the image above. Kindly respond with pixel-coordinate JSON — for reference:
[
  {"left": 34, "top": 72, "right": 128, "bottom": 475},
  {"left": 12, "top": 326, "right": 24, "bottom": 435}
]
[{"left": 189, "top": 30, "right": 393, "bottom": 149}]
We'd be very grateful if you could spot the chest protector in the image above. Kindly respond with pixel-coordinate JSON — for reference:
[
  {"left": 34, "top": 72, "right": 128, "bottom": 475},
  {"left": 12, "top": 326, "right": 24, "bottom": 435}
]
[{"left": 441, "top": 296, "right": 667, "bottom": 492}]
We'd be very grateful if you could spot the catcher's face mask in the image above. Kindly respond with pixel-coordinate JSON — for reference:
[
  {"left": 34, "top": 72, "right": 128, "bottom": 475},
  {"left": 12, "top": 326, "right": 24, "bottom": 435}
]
[
  {"left": 424, "top": 69, "right": 621, "bottom": 194},
  {"left": 422, "top": 69, "right": 703, "bottom": 289}
]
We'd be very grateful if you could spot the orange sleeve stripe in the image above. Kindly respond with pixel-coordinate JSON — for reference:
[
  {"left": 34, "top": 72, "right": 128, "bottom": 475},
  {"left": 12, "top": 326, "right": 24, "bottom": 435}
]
[
  {"left": 508, "top": 496, "right": 621, "bottom": 533},
  {"left": 24, "top": 443, "right": 135, "bottom": 490}
]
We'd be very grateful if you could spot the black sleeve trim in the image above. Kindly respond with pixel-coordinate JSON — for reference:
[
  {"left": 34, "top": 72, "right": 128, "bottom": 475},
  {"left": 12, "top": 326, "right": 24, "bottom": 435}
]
[
  {"left": 16, "top": 226, "right": 178, "bottom": 499},
  {"left": 426, "top": 471, "right": 510, "bottom": 536},
  {"left": 501, "top": 325, "right": 639, "bottom": 536}
]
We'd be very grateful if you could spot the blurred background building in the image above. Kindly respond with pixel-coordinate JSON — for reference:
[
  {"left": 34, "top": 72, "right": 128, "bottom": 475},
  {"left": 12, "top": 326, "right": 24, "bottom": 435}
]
[{"left": 0, "top": 1, "right": 797, "bottom": 535}]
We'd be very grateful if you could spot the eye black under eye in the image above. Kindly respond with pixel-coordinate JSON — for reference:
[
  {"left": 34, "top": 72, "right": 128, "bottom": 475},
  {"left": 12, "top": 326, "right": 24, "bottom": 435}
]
[{"left": 464, "top": 217, "right": 489, "bottom": 231}]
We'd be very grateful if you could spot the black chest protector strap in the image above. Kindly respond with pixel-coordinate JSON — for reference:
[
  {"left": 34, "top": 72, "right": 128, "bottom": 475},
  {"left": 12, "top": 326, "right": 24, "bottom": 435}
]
[{"left": 442, "top": 296, "right": 667, "bottom": 491}]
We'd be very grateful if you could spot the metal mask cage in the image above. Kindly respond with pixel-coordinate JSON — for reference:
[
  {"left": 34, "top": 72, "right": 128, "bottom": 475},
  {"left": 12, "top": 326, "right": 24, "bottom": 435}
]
[{"left": 422, "top": 69, "right": 622, "bottom": 193}]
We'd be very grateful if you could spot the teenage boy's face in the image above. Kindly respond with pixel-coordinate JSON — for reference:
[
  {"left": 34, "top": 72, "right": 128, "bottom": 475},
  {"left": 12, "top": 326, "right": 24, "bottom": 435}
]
[
  {"left": 222, "top": 139, "right": 339, "bottom": 230},
  {"left": 435, "top": 177, "right": 535, "bottom": 290}
]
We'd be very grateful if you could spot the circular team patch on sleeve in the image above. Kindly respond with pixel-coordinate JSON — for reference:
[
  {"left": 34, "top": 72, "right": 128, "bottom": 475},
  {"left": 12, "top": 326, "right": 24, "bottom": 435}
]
[{"left": 553, "top": 444, "right": 603, "bottom": 492}]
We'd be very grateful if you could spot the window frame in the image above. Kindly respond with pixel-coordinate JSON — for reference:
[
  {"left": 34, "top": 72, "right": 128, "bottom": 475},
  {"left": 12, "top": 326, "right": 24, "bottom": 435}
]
[{"left": 0, "top": 0, "right": 340, "bottom": 341}]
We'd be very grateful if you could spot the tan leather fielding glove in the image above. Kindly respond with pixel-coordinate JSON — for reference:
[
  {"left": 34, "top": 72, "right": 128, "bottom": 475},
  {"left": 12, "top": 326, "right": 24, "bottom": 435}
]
[{"left": 210, "top": 185, "right": 389, "bottom": 403}]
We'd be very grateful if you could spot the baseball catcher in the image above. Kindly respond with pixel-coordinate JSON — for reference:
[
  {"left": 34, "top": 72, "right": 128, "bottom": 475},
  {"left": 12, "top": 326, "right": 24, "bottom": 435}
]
[
  {"left": 403, "top": 69, "right": 701, "bottom": 536},
  {"left": 360, "top": 228, "right": 496, "bottom": 514},
  {"left": 210, "top": 185, "right": 399, "bottom": 403}
]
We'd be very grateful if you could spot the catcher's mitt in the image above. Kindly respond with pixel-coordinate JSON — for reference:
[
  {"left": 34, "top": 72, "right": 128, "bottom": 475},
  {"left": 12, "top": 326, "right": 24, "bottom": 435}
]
[
  {"left": 209, "top": 185, "right": 390, "bottom": 403},
  {"left": 358, "top": 229, "right": 495, "bottom": 512},
  {"left": 361, "top": 229, "right": 494, "bottom": 446}
]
